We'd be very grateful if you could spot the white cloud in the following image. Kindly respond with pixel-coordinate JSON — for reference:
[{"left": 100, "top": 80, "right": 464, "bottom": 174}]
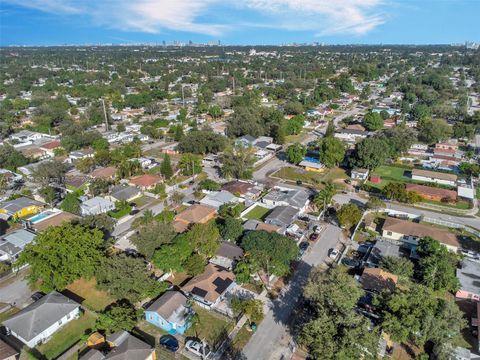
[{"left": 5, "top": 0, "right": 388, "bottom": 37}]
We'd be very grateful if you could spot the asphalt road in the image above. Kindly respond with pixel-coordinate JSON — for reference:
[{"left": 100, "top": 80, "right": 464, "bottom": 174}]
[
  {"left": 243, "top": 224, "right": 344, "bottom": 360},
  {"left": 0, "top": 272, "right": 33, "bottom": 308}
]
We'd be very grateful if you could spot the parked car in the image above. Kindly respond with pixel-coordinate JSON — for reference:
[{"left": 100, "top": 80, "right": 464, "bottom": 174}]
[
  {"left": 341, "top": 257, "right": 361, "bottom": 268},
  {"left": 129, "top": 209, "right": 140, "bottom": 215},
  {"left": 160, "top": 335, "right": 179, "bottom": 352},
  {"left": 31, "top": 292, "right": 44, "bottom": 301},
  {"left": 298, "top": 241, "right": 309, "bottom": 256},
  {"left": 185, "top": 340, "right": 211, "bottom": 358},
  {"left": 328, "top": 248, "right": 339, "bottom": 259},
  {"left": 309, "top": 233, "right": 319, "bottom": 241}
]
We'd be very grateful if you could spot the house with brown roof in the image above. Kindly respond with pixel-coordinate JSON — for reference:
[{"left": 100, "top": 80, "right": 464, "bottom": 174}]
[
  {"left": 173, "top": 204, "right": 216, "bottom": 233},
  {"left": 221, "top": 181, "right": 255, "bottom": 197},
  {"left": 89, "top": 166, "right": 117, "bottom": 180},
  {"left": 382, "top": 217, "right": 460, "bottom": 252},
  {"left": 411, "top": 169, "right": 457, "bottom": 187},
  {"left": 40, "top": 140, "right": 62, "bottom": 157},
  {"left": 129, "top": 175, "right": 162, "bottom": 191},
  {"left": 0, "top": 338, "right": 19, "bottom": 360},
  {"left": 405, "top": 183, "right": 457, "bottom": 202},
  {"left": 360, "top": 268, "right": 398, "bottom": 293},
  {"left": 182, "top": 264, "right": 235, "bottom": 309}
]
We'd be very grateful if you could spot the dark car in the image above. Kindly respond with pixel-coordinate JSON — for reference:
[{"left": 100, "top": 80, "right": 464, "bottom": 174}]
[
  {"left": 129, "top": 209, "right": 140, "bottom": 215},
  {"left": 296, "top": 180, "right": 303, "bottom": 185},
  {"left": 159, "top": 335, "right": 179, "bottom": 352},
  {"left": 309, "top": 233, "right": 319, "bottom": 241},
  {"left": 298, "top": 241, "right": 309, "bottom": 256},
  {"left": 31, "top": 292, "right": 45, "bottom": 301},
  {"left": 341, "top": 257, "right": 361, "bottom": 268}
]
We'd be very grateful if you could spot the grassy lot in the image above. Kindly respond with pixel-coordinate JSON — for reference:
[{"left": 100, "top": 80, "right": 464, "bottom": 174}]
[
  {"left": 366, "top": 165, "right": 412, "bottom": 190},
  {"left": 272, "top": 166, "right": 347, "bottom": 188},
  {"left": 108, "top": 205, "right": 131, "bottom": 219},
  {"left": 243, "top": 205, "right": 271, "bottom": 220},
  {"left": 186, "top": 305, "right": 234, "bottom": 348},
  {"left": 231, "top": 325, "right": 253, "bottom": 351},
  {"left": 66, "top": 277, "right": 115, "bottom": 311},
  {"left": 134, "top": 195, "right": 153, "bottom": 208},
  {"left": 37, "top": 311, "right": 97, "bottom": 360},
  {"left": 421, "top": 199, "right": 472, "bottom": 210},
  {"left": 0, "top": 305, "right": 19, "bottom": 322}
]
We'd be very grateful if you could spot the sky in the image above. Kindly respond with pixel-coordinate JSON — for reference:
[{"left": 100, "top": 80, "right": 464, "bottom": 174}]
[{"left": 0, "top": 0, "right": 479, "bottom": 46}]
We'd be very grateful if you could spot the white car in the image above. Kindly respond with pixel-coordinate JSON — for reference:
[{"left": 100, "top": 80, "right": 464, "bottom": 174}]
[
  {"left": 185, "top": 340, "right": 211, "bottom": 358},
  {"left": 329, "top": 248, "right": 339, "bottom": 259}
]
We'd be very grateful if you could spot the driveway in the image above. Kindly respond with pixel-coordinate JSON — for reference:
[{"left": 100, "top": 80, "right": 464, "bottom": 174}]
[
  {"left": 243, "top": 224, "right": 345, "bottom": 360},
  {"left": 0, "top": 271, "right": 33, "bottom": 308}
]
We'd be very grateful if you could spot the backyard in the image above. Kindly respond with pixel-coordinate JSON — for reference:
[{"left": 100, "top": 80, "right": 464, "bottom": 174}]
[
  {"left": 186, "top": 305, "right": 235, "bottom": 348},
  {"left": 366, "top": 165, "right": 413, "bottom": 190},
  {"left": 66, "top": 277, "right": 115, "bottom": 312},
  {"left": 37, "top": 311, "right": 97, "bottom": 360},
  {"left": 271, "top": 166, "right": 347, "bottom": 188},
  {"left": 242, "top": 205, "right": 271, "bottom": 220}
]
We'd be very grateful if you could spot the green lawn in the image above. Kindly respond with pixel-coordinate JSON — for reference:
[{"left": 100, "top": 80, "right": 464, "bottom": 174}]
[
  {"left": 421, "top": 199, "right": 472, "bottom": 210},
  {"left": 0, "top": 305, "right": 19, "bottom": 322},
  {"left": 366, "top": 165, "right": 412, "bottom": 189},
  {"left": 66, "top": 277, "right": 115, "bottom": 312},
  {"left": 231, "top": 325, "right": 253, "bottom": 351},
  {"left": 243, "top": 205, "right": 271, "bottom": 220},
  {"left": 272, "top": 166, "right": 347, "bottom": 188},
  {"left": 37, "top": 311, "right": 97, "bottom": 360},
  {"left": 186, "top": 305, "right": 234, "bottom": 348},
  {"left": 108, "top": 205, "right": 131, "bottom": 219}
]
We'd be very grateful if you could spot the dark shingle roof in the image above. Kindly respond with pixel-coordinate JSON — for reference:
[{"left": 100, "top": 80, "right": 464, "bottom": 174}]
[{"left": 105, "top": 332, "right": 153, "bottom": 360}]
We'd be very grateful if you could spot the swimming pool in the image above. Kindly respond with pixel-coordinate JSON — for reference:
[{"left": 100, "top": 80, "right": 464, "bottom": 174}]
[{"left": 28, "top": 211, "right": 55, "bottom": 224}]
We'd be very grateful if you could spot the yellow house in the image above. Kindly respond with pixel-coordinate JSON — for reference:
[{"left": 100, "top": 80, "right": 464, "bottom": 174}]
[
  {"left": 0, "top": 197, "right": 44, "bottom": 220},
  {"left": 299, "top": 159, "right": 325, "bottom": 173}
]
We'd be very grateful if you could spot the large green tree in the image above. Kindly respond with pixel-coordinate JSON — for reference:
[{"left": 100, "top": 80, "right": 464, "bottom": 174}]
[
  {"left": 220, "top": 144, "right": 256, "bottom": 180},
  {"left": 318, "top": 137, "right": 346, "bottom": 167},
  {"left": 286, "top": 143, "right": 307, "bottom": 164},
  {"left": 16, "top": 223, "right": 104, "bottom": 292},
  {"left": 363, "top": 112, "right": 384, "bottom": 130},
  {"left": 160, "top": 153, "right": 173, "bottom": 179},
  {"left": 131, "top": 221, "right": 176, "bottom": 260},
  {"left": 352, "top": 137, "right": 391, "bottom": 170},
  {"left": 337, "top": 203, "right": 362, "bottom": 231}
]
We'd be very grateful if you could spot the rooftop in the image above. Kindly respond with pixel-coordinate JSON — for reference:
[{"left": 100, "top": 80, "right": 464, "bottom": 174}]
[
  {"left": 411, "top": 169, "right": 457, "bottom": 182},
  {"left": 456, "top": 259, "right": 480, "bottom": 296},
  {"left": 182, "top": 264, "right": 235, "bottom": 303}
]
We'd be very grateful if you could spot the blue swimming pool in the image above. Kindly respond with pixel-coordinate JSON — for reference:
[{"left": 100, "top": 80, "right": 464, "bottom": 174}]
[{"left": 28, "top": 211, "right": 54, "bottom": 224}]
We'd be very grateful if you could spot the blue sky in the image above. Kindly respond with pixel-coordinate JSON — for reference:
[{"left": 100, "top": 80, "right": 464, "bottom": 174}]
[{"left": 1, "top": 0, "right": 479, "bottom": 46}]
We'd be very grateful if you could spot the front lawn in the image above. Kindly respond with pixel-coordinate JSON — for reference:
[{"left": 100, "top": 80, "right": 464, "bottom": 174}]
[
  {"left": 66, "top": 277, "right": 115, "bottom": 311},
  {"left": 366, "top": 165, "right": 412, "bottom": 190},
  {"left": 37, "top": 311, "right": 97, "bottom": 360},
  {"left": 243, "top": 205, "right": 271, "bottom": 220},
  {"left": 231, "top": 325, "right": 253, "bottom": 351},
  {"left": 271, "top": 166, "right": 347, "bottom": 188},
  {"left": 108, "top": 205, "right": 131, "bottom": 219},
  {"left": 186, "top": 305, "right": 234, "bottom": 348}
]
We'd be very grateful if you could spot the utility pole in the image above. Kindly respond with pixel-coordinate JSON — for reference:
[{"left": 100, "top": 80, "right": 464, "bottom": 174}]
[
  {"left": 181, "top": 85, "right": 185, "bottom": 107},
  {"left": 232, "top": 77, "right": 235, "bottom": 95},
  {"left": 101, "top": 98, "right": 109, "bottom": 131}
]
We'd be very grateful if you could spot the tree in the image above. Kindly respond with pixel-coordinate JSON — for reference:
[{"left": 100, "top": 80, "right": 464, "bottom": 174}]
[
  {"left": 92, "top": 138, "right": 110, "bottom": 151},
  {"left": 79, "top": 214, "right": 115, "bottom": 238},
  {"left": 220, "top": 145, "right": 255, "bottom": 180},
  {"left": 96, "top": 302, "right": 139, "bottom": 334},
  {"left": 184, "top": 253, "right": 206, "bottom": 276},
  {"left": 410, "top": 103, "right": 431, "bottom": 121},
  {"left": 174, "top": 125, "right": 184, "bottom": 141},
  {"left": 60, "top": 193, "right": 81, "bottom": 215},
  {"left": 116, "top": 123, "right": 126, "bottom": 132},
  {"left": 284, "top": 101, "right": 304, "bottom": 115},
  {"left": 240, "top": 231, "right": 298, "bottom": 283},
  {"left": 219, "top": 217, "right": 244, "bottom": 242},
  {"left": 218, "top": 203, "right": 243, "bottom": 219},
  {"left": 131, "top": 221, "right": 176, "bottom": 260},
  {"left": 383, "top": 183, "right": 422, "bottom": 204},
  {"left": 152, "top": 234, "right": 194, "bottom": 273},
  {"left": 417, "top": 117, "right": 453, "bottom": 144},
  {"left": 177, "top": 129, "right": 227, "bottom": 154},
  {"left": 0, "top": 145, "right": 29, "bottom": 171},
  {"left": 96, "top": 253, "right": 165, "bottom": 302},
  {"left": 352, "top": 138, "right": 391, "bottom": 169},
  {"left": 231, "top": 298, "right": 264, "bottom": 323},
  {"left": 363, "top": 112, "right": 384, "bottom": 131},
  {"left": 313, "top": 182, "right": 336, "bottom": 213},
  {"left": 89, "top": 179, "right": 111, "bottom": 196},
  {"left": 286, "top": 143, "right": 307, "bottom": 164},
  {"left": 417, "top": 237, "right": 460, "bottom": 293},
  {"left": 188, "top": 222, "right": 221, "bottom": 258},
  {"left": 325, "top": 120, "right": 335, "bottom": 137},
  {"left": 208, "top": 105, "right": 223, "bottom": 119},
  {"left": 318, "top": 137, "right": 345, "bottom": 167},
  {"left": 179, "top": 153, "right": 202, "bottom": 176},
  {"left": 199, "top": 179, "right": 221, "bottom": 191},
  {"left": 286, "top": 115, "right": 305, "bottom": 135},
  {"left": 39, "top": 186, "right": 56, "bottom": 206},
  {"left": 365, "top": 196, "right": 385, "bottom": 210},
  {"left": 337, "top": 203, "right": 362, "bottom": 231},
  {"left": 16, "top": 223, "right": 104, "bottom": 292},
  {"left": 76, "top": 157, "right": 96, "bottom": 174},
  {"left": 380, "top": 256, "right": 414, "bottom": 278},
  {"left": 160, "top": 153, "right": 173, "bottom": 179},
  {"left": 32, "top": 160, "right": 68, "bottom": 186}
]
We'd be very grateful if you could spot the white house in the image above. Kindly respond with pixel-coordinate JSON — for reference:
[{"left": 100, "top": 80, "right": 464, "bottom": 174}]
[
  {"left": 262, "top": 187, "right": 310, "bottom": 212},
  {"left": 411, "top": 169, "right": 457, "bottom": 187},
  {"left": 351, "top": 168, "right": 370, "bottom": 181},
  {"left": 80, "top": 196, "right": 115, "bottom": 216},
  {"left": 10, "top": 130, "right": 44, "bottom": 143},
  {"left": 3, "top": 291, "right": 80, "bottom": 348},
  {"left": 200, "top": 191, "right": 240, "bottom": 210}
]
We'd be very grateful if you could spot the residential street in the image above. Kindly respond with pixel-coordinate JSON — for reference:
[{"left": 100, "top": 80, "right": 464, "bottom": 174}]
[{"left": 243, "top": 224, "right": 345, "bottom": 360}]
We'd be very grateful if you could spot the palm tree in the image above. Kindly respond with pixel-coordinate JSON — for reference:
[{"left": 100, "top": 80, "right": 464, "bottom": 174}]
[{"left": 314, "top": 182, "right": 336, "bottom": 215}]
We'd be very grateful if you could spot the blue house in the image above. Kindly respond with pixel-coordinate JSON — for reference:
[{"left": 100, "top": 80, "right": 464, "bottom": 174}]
[{"left": 144, "top": 291, "right": 193, "bottom": 335}]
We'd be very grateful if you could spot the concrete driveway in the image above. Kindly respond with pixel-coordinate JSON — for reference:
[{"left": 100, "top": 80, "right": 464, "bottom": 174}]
[
  {"left": 0, "top": 271, "right": 33, "bottom": 308},
  {"left": 243, "top": 224, "right": 345, "bottom": 360}
]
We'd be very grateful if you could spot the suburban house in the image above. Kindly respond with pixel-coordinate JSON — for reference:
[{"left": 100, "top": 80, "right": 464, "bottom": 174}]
[
  {"left": 29, "top": 210, "right": 78, "bottom": 232},
  {"left": 351, "top": 168, "right": 370, "bottom": 181},
  {"left": 334, "top": 129, "right": 368, "bottom": 143},
  {"left": 243, "top": 219, "right": 281, "bottom": 233},
  {"left": 0, "top": 229, "right": 36, "bottom": 263},
  {"left": 456, "top": 259, "right": 480, "bottom": 301},
  {"left": 264, "top": 205, "right": 299, "bottom": 229},
  {"left": 0, "top": 169, "right": 23, "bottom": 189},
  {"left": 182, "top": 264, "right": 235, "bottom": 309},
  {"left": 128, "top": 174, "right": 162, "bottom": 191},
  {"left": 221, "top": 181, "right": 258, "bottom": 198},
  {"left": 457, "top": 183, "right": 475, "bottom": 201},
  {"left": 262, "top": 187, "right": 310, "bottom": 212},
  {"left": 362, "top": 240, "right": 403, "bottom": 268},
  {"left": 89, "top": 166, "right": 117, "bottom": 180},
  {"left": 199, "top": 190, "right": 240, "bottom": 210},
  {"left": 68, "top": 149, "right": 95, "bottom": 163},
  {"left": 3, "top": 291, "right": 80, "bottom": 348},
  {"left": 0, "top": 338, "right": 19, "bottom": 360},
  {"left": 145, "top": 291, "right": 193, "bottom": 335},
  {"left": 108, "top": 185, "right": 142, "bottom": 203},
  {"left": 381, "top": 217, "right": 460, "bottom": 252},
  {"left": 360, "top": 268, "right": 398, "bottom": 293},
  {"left": 104, "top": 331, "right": 155, "bottom": 360},
  {"left": 210, "top": 242, "right": 244, "bottom": 269},
  {"left": 405, "top": 183, "right": 457, "bottom": 202},
  {"left": 299, "top": 157, "right": 324, "bottom": 173},
  {"left": 0, "top": 197, "right": 44, "bottom": 220},
  {"left": 173, "top": 204, "right": 216, "bottom": 233},
  {"left": 9, "top": 130, "right": 44, "bottom": 143},
  {"left": 80, "top": 197, "right": 116, "bottom": 216},
  {"left": 39, "top": 140, "right": 62, "bottom": 157},
  {"left": 411, "top": 169, "right": 457, "bottom": 187}
]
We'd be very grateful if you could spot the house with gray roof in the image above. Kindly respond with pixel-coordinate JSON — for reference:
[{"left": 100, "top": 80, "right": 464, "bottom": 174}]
[
  {"left": 264, "top": 206, "right": 299, "bottom": 228},
  {"left": 80, "top": 196, "right": 115, "bottom": 216},
  {"left": 144, "top": 291, "right": 193, "bottom": 335},
  {"left": 108, "top": 185, "right": 141, "bottom": 203},
  {"left": 0, "top": 197, "right": 44, "bottom": 220},
  {"left": 0, "top": 229, "right": 36, "bottom": 262},
  {"left": 262, "top": 187, "right": 310, "bottom": 212},
  {"left": 105, "top": 331, "right": 154, "bottom": 360},
  {"left": 3, "top": 291, "right": 80, "bottom": 348},
  {"left": 210, "top": 242, "right": 244, "bottom": 269},
  {"left": 456, "top": 258, "right": 480, "bottom": 301},
  {"left": 199, "top": 190, "right": 240, "bottom": 210}
]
